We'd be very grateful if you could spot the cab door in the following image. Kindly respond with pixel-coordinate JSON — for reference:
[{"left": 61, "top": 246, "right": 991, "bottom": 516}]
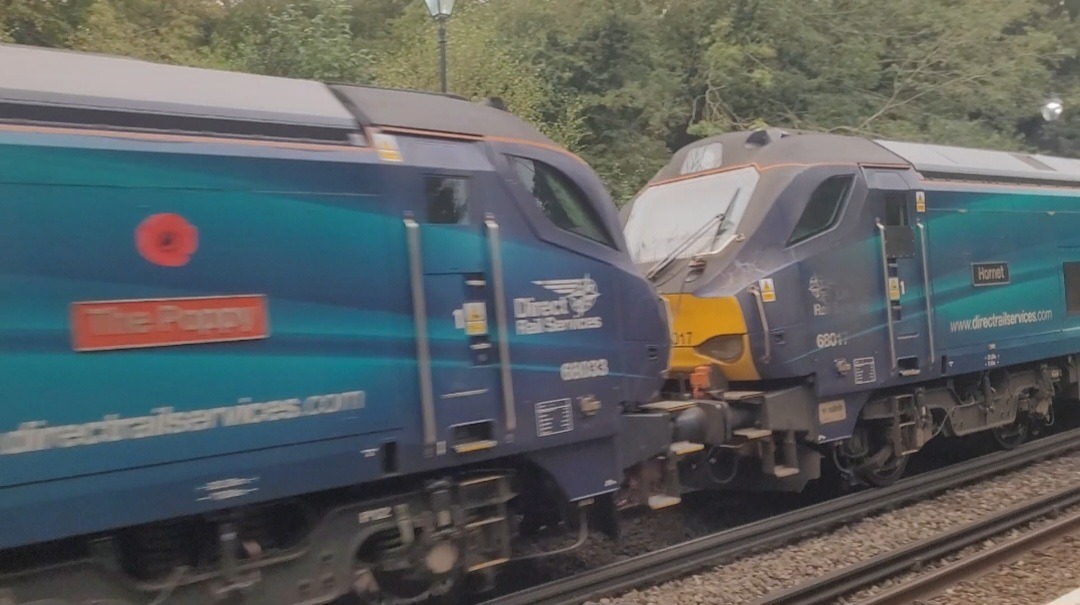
[
  {"left": 869, "top": 171, "right": 934, "bottom": 378},
  {"left": 404, "top": 170, "right": 513, "bottom": 459}
]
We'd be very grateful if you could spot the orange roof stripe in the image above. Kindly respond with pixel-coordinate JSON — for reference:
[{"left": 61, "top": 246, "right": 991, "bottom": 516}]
[
  {"left": 375, "top": 126, "right": 588, "bottom": 164},
  {"left": 645, "top": 161, "right": 911, "bottom": 189},
  {"left": 0, "top": 122, "right": 370, "bottom": 153}
]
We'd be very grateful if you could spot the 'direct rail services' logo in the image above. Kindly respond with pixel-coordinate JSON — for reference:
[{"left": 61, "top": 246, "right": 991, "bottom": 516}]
[{"left": 513, "top": 275, "right": 604, "bottom": 335}]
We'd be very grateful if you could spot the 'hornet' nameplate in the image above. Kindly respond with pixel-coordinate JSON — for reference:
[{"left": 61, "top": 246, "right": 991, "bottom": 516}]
[
  {"left": 70, "top": 295, "right": 269, "bottom": 352},
  {"left": 971, "top": 261, "right": 1010, "bottom": 287}
]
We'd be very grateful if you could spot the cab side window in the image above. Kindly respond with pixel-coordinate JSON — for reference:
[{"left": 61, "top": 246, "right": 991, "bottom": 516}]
[
  {"left": 506, "top": 155, "right": 616, "bottom": 248},
  {"left": 1065, "top": 262, "right": 1080, "bottom": 315},
  {"left": 787, "top": 175, "right": 854, "bottom": 246},
  {"left": 425, "top": 175, "right": 468, "bottom": 224}
]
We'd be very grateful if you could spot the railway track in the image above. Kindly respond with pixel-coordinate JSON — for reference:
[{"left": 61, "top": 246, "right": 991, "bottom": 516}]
[
  {"left": 482, "top": 427, "right": 1080, "bottom": 605},
  {"left": 836, "top": 504, "right": 1080, "bottom": 605},
  {"left": 751, "top": 485, "right": 1080, "bottom": 605}
]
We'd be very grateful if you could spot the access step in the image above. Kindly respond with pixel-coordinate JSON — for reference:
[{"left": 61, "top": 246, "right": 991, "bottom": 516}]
[
  {"left": 670, "top": 441, "right": 705, "bottom": 456},
  {"left": 466, "top": 516, "right": 506, "bottom": 530},
  {"left": 724, "top": 390, "right": 766, "bottom": 402},
  {"left": 459, "top": 475, "right": 502, "bottom": 488},
  {"left": 771, "top": 465, "right": 800, "bottom": 478},
  {"left": 642, "top": 400, "right": 697, "bottom": 414},
  {"left": 453, "top": 440, "right": 498, "bottom": 454},
  {"left": 468, "top": 558, "right": 510, "bottom": 573},
  {"left": 648, "top": 495, "right": 682, "bottom": 510},
  {"left": 733, "top": 428, "right": 773, "bottom": 440}
]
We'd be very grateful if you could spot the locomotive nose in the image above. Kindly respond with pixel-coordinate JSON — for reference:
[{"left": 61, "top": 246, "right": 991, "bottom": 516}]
[{"left": 664, "top": 294, "right": 760, "bottom": 381}]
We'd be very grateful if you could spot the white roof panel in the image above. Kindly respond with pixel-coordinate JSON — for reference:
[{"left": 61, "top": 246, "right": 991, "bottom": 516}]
[
  {"left": 0, "top": 44, "right": 358, "bottom": 133},
  {"left": 874, "top": 139, "right": 1080, "bottom": 185}
]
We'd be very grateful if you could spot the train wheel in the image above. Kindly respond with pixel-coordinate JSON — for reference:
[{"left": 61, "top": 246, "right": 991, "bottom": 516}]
[
  {"left": 855, "top": 453, "right": 909, "bottom": 487},
  {"left": 990, "top": 414, "right": 1031, "bottom": 450},
  {"left": 837, "top": 424, "right": 910, "bottom": 488}
]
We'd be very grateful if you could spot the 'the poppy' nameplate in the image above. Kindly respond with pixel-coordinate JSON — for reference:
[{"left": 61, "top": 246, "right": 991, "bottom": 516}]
[{"left": 70, "top": 295, "right": 269, "bottom": 352}]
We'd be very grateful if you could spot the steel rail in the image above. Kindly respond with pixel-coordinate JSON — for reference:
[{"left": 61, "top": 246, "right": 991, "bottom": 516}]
[
  {"left": 751, "top": 484, "right": 1080, "bottom": 605},
  {"left": 844, "top": 505, "right": 1080, "bottom": 605},
  {"left": 483, "top": 428, "right": 1080, "bottom": 605}
]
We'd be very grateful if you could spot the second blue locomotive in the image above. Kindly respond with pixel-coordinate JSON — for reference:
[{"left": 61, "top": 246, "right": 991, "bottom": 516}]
[{"left": 622, "top": 128, "right": 1080, "bottom": 492}]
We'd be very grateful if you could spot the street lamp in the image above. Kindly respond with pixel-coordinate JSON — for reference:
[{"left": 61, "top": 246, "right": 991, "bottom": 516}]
[
  {"left": 424, "top": 0, "right": 456, "bottom": 94},
  {"left": 1042, "top": 96, "right": 1064, "bottom": 122}
]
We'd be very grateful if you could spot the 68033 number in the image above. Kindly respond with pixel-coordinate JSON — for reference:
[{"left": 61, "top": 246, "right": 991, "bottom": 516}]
[{"left": 560, "top": 359, "right": 609, "bottom": 381}]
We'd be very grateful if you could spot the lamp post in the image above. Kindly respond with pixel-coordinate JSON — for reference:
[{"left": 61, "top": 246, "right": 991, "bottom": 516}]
[
  {"left": 424, "top": 0, "right": 456, "bottom": 93},
  {"left": 1042, "top": 96, "right": 1065, "bottom": 122}
]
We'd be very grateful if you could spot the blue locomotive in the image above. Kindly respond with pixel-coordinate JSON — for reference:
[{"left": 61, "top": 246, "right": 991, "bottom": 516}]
[
  {"left": 622, "top": 128, "right": 1080, "bottom": 492},
  {"left": 0, "top": 44, "right": 692, "bottom": 605}
]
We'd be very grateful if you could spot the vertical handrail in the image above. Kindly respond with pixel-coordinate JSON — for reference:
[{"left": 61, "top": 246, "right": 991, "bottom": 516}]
[
  {"left": 404, "top": 216, "right": 437, "bottom": 456},
  {"left": 916, "top": 220, "right": 936, "bottom": 366},
  {"left": 876, "top": 218, "right": 899, "bottom": 374},
  {"left": 748, "top": 285, "right": 772, "bottom": 363},
  {"left": 484, "top": 214, "right": 516, "bottom": 438}
]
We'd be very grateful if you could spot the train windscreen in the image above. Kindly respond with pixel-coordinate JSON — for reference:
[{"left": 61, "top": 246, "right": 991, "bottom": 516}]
[{"left": 623, "top": 167, "right": 759, "bottom": 264}]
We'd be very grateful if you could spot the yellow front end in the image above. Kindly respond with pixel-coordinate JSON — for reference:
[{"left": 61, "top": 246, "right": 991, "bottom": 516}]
[{"left": 665, "top": 293, "right": 760, "bottom": 381}]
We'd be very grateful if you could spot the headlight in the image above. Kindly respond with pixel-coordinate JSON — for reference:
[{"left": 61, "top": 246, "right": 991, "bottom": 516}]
[{"left": 695, "top": 334, "right": 744, "bottom": 362}]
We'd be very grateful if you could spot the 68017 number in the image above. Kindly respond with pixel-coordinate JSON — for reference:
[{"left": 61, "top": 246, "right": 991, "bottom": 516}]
[{"left": 815, "top": 332, "right": 848, "bottom": 349}]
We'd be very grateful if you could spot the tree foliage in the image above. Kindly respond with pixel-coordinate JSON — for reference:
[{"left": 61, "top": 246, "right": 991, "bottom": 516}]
[
  {"left": 67, "top": 0, "right": 224, "bottom": 66},
  {"left": 2, "top": 0, "right": 1078, "bottom": 203},
  {"left": 215, "top": 0, "right": 374, "bottom": 82}
]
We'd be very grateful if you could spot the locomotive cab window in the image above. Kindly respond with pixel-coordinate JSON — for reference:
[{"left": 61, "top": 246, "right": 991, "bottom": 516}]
[
  {"left": 885, "top": 193, "right": 909, "bottom": 226},
  {"left": 425, "top": 175, "right": 469, "bottom": 224},
  {"left": 883, "top": 191, "right": 916, "bottom": 259},
  {"left": 1065, "top": 262, "right": 1080, "bottom": 315},
  {"left": 506, "top": 155, "right": 616, "bottom": 248},
  {"left": 786, "top": 175, "right": 854, "bottom": 246}
]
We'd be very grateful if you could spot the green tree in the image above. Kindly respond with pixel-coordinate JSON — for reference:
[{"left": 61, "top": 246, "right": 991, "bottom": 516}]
[
  {"left": 219, "top": 0, "right": 373, "bottom": 83},
  {"left": 2, "top": 0, "right": 1077, "bottom": 197},
  {"left": 516, "top": 0, "right": 683, "bottom": 202},
  {"left": 689, "top": 0, "right": 1062, "bottom": 151},
  {"left": 0, "top": 0, "right": 95, "bottom": 46},
  {"left": 1022, "top": 0, "right": 1080, "bottom": 156},
  {"left": 373, "top": 1, "right": 587, "bottom": 151},
  {"left": 66, "top": 0, "right": 225, "bottom": 66}
]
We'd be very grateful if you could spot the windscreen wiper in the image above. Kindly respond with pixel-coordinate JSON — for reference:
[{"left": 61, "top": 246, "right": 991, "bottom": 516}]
[
  {"left": 645, "top": 211, "right": 725, "bottom": 281},
  {"left": 644, "top": 188, "right": 740, "bottom": 282}
]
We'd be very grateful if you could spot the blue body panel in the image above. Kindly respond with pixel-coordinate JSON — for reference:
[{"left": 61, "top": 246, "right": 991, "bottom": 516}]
[
  {"left": 926, "top": 184, "right": 1079, "bottom": 372},
  {"left": 769, "top": 176, "right": 1080, "bottom": 441},
  {"left": 663, "top": 159, "right": 1080, "bottom": 443},
  {"left": 0, "top": 128, "right": 668, "bottom": 549}
]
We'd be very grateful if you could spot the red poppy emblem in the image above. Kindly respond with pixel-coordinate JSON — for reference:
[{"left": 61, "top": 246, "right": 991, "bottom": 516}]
[{"left": 135, "top": 213, "right": 198, "bottom": 267}]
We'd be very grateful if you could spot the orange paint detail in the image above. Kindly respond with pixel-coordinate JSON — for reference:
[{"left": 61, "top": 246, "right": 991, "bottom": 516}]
[
  {"left": 70, "top": 295, "right": 270, "bottom": 352},
  {"left": 0, "top": 122, "right": 370, "bottom": 153},
  {"left": 690, "top": 366, "right": 712, "bottom": 398},
  {"left": 375, "top": 126, "right": 589, "bottom": 165},
  {"left": 645, "top": 161, "right": 910, "bottom": 189},
  {"left": 918, "top": 175, "right": 1080, "bottom": 193},
  {"left": 378, "top": 125, "right": 482, "bottom": 141}
]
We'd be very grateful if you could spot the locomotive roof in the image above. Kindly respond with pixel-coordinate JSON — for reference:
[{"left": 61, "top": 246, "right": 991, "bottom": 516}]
[
  {"left": 0, "top": 43, "right": 554, "bottom": 147},
  {"left": 651, "top": 129, "right": 1080, "bottom": 188},
  {"left": 0, "top": 43, "right": 359, "bottom": 141},
  {"left": 330, "top": 85, "right": 559, "bottom": 147},
  {"left": 874, "top": 139, "right": 1080, "bottom": 186}
]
